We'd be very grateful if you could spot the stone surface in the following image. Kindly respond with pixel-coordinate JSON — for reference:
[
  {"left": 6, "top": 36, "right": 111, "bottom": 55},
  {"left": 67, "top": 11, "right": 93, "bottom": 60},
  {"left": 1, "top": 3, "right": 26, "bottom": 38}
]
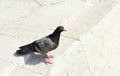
[{"left": 0, "top": 0, "right": 120, "bottom": 76}]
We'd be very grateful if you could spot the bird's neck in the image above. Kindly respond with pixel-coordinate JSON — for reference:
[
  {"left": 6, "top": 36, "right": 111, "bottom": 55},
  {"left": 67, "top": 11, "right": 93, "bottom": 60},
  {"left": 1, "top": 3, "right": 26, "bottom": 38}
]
[
  {"left": 51, "top": 31, "right": 61, "bottom": 39},
  {"left": 49, "top": 31, "right": 61, "bottom": 43}
]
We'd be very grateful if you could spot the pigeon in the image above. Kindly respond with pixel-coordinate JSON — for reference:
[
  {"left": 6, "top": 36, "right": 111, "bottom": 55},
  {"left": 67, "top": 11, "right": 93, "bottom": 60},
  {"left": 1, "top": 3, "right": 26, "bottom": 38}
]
[{"left": 16, "top": 26, "right": 66, "bottom": 64}]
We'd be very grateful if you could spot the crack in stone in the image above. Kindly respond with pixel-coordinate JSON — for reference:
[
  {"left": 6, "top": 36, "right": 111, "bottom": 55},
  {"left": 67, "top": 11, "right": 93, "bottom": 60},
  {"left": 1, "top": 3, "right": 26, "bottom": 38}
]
[
  {"left": 0, "top": 57, "right": 42, "bottom": 75},
  {"left": 61, "top": 35, "right": 79, "bottom": 41},
  {"left": 18, "top": 66, "right": 43, "bottom": 75},
  {"left": 34, "top": 0, "right": 42, "bottom": 6},
  {"left": 34, "top": 0, "right": 65, "bottom": 6},
  {"left": 0, "top": 33, "right": 23, "bottom": 43},
  {"left": 0, "top": 33, "right": 16, "bottom": 38},
  {"left": 79, "top": 39, "right": 92, "bottom": 75},
  {"left": 0, "top": 58, "right": 10, "bottom": 64}
]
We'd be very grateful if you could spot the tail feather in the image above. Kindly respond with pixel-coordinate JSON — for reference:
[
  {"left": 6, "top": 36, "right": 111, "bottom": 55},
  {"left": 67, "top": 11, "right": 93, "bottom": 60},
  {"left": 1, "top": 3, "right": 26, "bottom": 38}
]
[
  {"left": 16, "top": 49, "right": 31, "bottom": 55},
  {"left": 16, "top": 43, "right": 35, "bottom": 55}
]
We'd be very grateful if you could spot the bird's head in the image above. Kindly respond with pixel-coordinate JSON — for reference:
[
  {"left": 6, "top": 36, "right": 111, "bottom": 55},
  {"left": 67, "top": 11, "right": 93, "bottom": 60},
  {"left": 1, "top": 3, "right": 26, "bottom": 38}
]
[{"left": 55, "top": 26, "right": 66, "bottom": 33}]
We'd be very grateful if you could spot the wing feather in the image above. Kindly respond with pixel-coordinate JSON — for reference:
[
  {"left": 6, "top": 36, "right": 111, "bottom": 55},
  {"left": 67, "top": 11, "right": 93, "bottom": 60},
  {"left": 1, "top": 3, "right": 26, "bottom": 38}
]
[{"left": 35, "top": 37, "right": 55, "bottom": 51}]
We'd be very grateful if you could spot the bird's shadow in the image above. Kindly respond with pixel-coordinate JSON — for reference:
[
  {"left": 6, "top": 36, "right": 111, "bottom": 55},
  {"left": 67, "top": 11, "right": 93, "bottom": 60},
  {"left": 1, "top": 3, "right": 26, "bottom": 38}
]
[{"left": 14, "top": 52, "right": 44, "bottom": 65}]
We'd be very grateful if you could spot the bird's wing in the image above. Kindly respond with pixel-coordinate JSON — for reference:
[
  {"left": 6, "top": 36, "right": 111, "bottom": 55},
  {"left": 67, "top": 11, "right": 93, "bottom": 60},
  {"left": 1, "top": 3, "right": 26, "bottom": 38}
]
[{"left": 35, "top": 37, "right": 55, "bottom": 51}]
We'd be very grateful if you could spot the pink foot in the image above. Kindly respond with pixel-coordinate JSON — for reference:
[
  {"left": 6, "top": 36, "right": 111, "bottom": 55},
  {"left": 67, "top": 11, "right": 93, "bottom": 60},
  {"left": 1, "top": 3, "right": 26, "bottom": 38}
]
[
  {"left": 46, "top": 55, "right": 54, "bottom": 59},
  {"left": 44, "top": 58, "right": 52, "bottom": 64},
  {"left": 44, "top": 54, "right": 53, "bottom": 64}
]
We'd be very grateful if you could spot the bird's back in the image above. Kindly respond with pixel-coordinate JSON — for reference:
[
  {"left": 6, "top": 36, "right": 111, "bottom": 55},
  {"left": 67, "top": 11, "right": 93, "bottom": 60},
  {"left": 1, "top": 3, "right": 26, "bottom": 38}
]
[{"left": 35, "top": 37, "right": 57, "bottom": 53}]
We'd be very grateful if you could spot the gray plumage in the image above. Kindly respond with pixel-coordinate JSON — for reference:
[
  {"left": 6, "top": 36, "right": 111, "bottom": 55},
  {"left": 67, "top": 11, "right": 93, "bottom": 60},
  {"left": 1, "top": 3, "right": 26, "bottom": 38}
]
[{"left": 34, "top": 37, "right": 55, "bottom": 54}]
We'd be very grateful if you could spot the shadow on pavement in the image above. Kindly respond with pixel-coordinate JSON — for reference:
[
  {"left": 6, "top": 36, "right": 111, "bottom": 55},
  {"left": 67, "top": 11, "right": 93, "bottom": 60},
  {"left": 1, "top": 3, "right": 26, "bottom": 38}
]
[{"left": 13, "top": 52, "right": 44, "bottom": 65}]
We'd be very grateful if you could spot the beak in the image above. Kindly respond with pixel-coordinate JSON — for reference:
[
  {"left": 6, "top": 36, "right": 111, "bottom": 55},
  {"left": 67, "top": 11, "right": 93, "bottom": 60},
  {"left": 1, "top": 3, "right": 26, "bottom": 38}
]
[{"left": 63, "top": 29, "right": 67, "bottom": 31}]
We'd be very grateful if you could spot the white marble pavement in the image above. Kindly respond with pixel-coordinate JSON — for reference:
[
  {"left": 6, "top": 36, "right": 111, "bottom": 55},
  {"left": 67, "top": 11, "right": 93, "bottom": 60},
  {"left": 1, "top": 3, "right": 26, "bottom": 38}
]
[{"left": 0, "top": 0, "right": 120, "bottom": 76}]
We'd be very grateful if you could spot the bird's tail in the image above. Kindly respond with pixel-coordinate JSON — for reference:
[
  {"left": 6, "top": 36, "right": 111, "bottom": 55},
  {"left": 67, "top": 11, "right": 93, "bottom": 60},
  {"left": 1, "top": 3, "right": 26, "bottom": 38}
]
[
  {"left": 16, "top": 43, "right": 35, "bottom": 55},
  {"left": 16, "top": 49, "right": 31, "bottom": 55}
]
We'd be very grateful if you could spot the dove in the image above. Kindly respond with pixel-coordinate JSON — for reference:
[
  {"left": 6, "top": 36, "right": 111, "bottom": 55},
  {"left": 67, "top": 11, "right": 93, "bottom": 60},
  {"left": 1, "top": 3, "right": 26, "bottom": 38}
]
[{"left": 16, "top": 26, "right": 66, "bottom": 64}]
